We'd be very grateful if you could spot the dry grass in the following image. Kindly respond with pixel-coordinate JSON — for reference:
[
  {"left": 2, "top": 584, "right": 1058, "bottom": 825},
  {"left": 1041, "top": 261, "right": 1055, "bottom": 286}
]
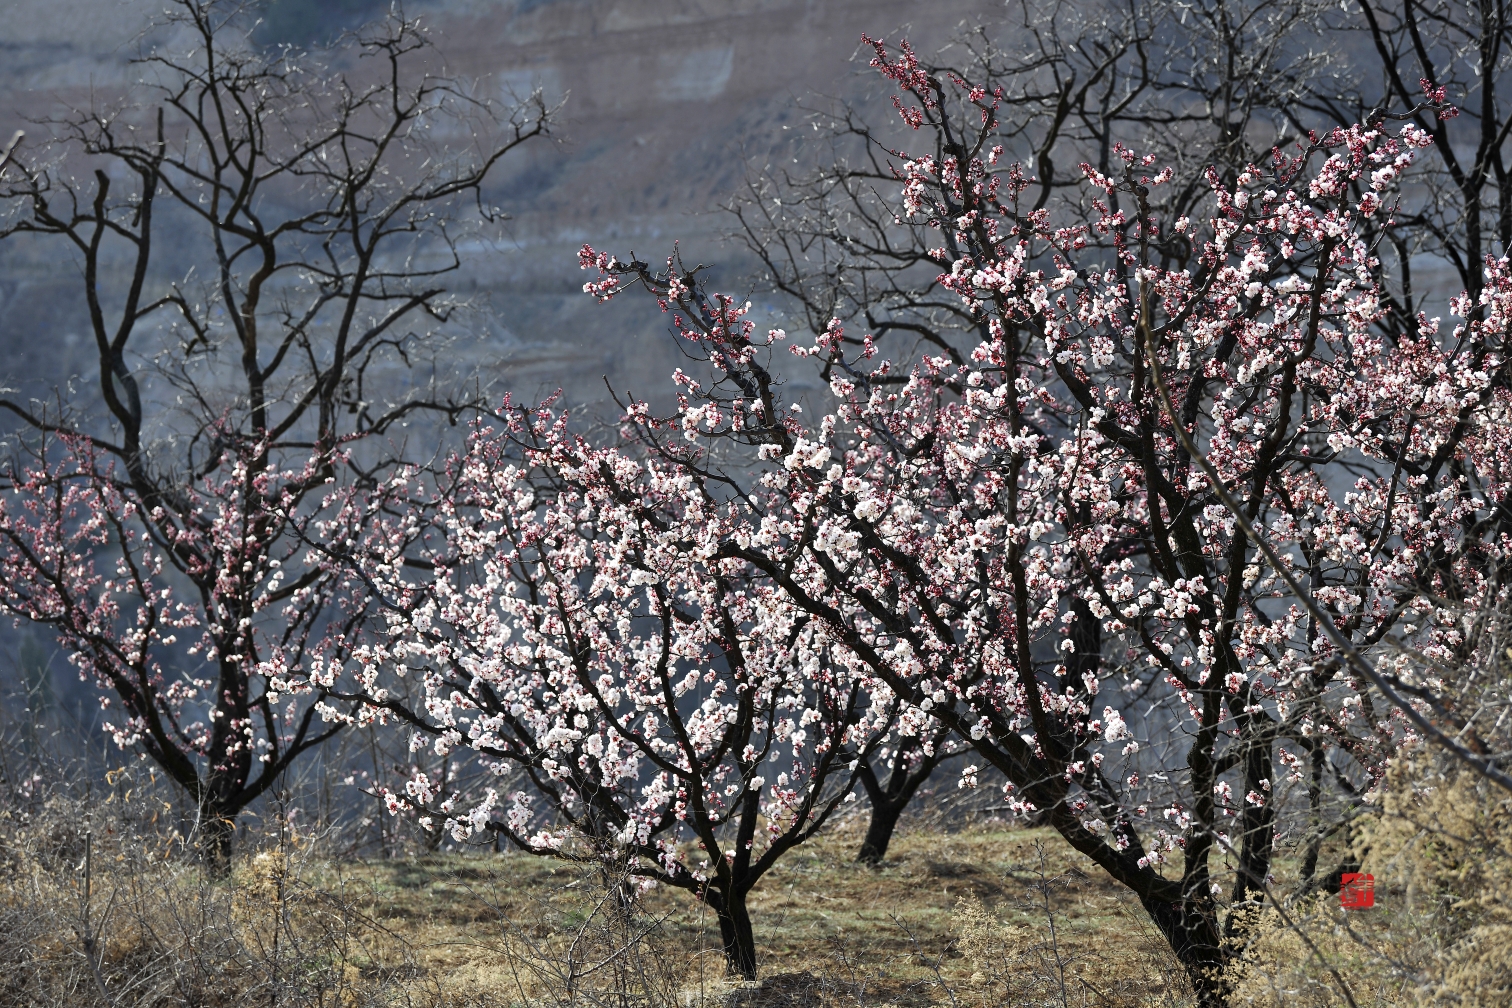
[
  {"left": 1228, "top": 752, "right": 1512, "bottom": 1007},
  {"left": 0, "top": 794, "right": 1192, "bottom": 1008},
  {"left": 8, "top": 773, "right": 1497, "bottom": 1007},
  {"left": 332, "top": 822, "right": 1191, "bottom": 1007}
]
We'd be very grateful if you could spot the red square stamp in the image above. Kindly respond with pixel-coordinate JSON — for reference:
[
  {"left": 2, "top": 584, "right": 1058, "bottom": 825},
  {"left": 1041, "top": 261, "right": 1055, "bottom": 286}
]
[{"left": 1340, "top": 872, "right": 1375, "bottom": 909}]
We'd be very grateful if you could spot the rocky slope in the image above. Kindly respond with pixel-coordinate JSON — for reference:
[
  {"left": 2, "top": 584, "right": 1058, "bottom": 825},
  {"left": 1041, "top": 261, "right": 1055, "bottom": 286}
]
[{"left": 0, "top": 0, "right": 989, "bottom": 408}]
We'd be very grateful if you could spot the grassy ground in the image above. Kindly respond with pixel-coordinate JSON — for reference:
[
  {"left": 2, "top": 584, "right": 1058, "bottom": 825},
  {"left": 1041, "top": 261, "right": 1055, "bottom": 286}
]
[
  {"left": 304, "top": 819, "right": 1192, "bottom": 1006},
  {"left": 9, "top": 760, "right": 1497, "bottom": 1006}
]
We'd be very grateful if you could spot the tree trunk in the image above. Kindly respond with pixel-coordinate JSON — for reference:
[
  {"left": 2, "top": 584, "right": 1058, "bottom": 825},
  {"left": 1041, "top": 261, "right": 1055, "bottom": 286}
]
[
  {"left": 853, "top": 744, "right": 942, "bottom": 865},
  {"left": 711, "top": 888, "right": 758, "bottom": 980},
  {"left": 857, "top": 797, "right": 904, "bottom": 865},
  {"left": 1139, "top": 893, "right": 1228, "bottom": 1007}
]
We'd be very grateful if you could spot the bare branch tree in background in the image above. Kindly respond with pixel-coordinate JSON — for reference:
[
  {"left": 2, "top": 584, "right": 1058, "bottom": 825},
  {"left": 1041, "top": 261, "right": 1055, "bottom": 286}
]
[
  {"left": 0, "top": 0, "right": 551, "bottom": 867},
  {"left": 1297, "top": 1, "right": 1512, "bottom": 337}
]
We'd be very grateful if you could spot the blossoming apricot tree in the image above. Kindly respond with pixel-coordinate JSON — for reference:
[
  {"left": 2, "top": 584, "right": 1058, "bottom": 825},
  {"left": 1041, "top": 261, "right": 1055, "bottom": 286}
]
[
  {"left": 311, "top": 414, "right": 906, "bottom": 978},
  {"left": 0, "top": 436, "right": 373, "bottom": 861},
  {"left": 0, "top": 0, "right": 550, "bottom": 864},
  {"left": 497, "top": 45, "right": 1501, "bottom": 1002}
]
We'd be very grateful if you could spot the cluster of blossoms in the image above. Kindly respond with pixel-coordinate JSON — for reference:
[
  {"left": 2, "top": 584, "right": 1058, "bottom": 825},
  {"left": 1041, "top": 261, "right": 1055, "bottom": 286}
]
[{"left": 0, "top": 433, "right": 373, "bottom": 842}]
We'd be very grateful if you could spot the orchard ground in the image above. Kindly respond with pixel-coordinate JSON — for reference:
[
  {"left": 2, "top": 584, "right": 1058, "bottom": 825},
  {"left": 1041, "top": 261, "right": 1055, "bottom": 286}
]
[
  {"left": 236, "top": 820, "right": 1209, "bottom": 1005},
  {"left": 1, "top": 778, "right": 1460, "bottom": 1007}
]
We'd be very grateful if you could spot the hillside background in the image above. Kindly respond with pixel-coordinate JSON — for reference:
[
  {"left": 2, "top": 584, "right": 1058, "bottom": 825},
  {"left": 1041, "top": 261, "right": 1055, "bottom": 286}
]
[
  {"left": 0, "top": 0, "right": 990, "bottom": 409},
  {"left": 0, "top": 0, "right": 991, "bottom": 755}
]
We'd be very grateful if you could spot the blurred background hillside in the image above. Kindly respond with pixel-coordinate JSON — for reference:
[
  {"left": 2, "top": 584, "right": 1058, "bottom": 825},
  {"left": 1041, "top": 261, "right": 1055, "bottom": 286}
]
[
  {"left": 0, "top": 0, "right": 987, "bottom": 410},
  {"left": 0, "top": 0, "right": 987, "bottom": 751}
]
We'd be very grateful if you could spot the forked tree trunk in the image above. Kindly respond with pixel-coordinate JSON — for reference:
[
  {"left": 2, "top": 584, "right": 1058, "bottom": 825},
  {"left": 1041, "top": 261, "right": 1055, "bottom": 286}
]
[
  {"left": 707, "top": 887, "right": 758, "bottom": 980},
  {"left": 854, "top": 741, "right": 944, "bottom": 865}
]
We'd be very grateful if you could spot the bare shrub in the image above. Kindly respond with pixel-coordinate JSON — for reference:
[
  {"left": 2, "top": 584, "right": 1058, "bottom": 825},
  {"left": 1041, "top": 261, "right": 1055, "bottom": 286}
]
[
  {"left": 1227, "top": 608, "right": 1512, "bottom": 1007},
  {"left": 0, "top": 781, "right": 436, "bottom": 1007},
  {"left": 1227, "top": 750, "right": 1512, "bottom": 1007},
  {"left": 451, "top": 864, "right": 690, "bottom": 1008}
]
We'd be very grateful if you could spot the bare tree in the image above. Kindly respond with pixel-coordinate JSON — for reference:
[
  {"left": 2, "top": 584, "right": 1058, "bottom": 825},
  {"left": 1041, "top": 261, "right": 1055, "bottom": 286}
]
[{"left": 0, "top": 0, "right": 551, "bottom": 866}]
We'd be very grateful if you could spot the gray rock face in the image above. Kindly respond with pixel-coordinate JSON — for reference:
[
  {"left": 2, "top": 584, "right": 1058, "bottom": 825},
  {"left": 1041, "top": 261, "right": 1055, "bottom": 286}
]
[{"left": 0, "top": 0, "right": 986, "bottom": 413}]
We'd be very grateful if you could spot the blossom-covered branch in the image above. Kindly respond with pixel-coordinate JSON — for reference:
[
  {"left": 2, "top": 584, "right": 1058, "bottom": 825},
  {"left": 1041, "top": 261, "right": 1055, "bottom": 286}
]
[{"left": 554, "top": 42, "right": 1497, "bottom": 1001}]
